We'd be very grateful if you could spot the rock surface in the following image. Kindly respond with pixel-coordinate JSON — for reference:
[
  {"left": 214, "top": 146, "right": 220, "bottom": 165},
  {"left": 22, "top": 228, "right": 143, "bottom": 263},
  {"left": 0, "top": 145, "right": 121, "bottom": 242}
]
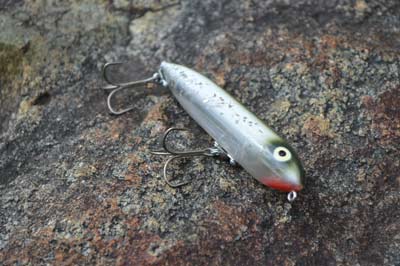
[{"left": 1, "top": 0, "right": 399, "bottom": 265}]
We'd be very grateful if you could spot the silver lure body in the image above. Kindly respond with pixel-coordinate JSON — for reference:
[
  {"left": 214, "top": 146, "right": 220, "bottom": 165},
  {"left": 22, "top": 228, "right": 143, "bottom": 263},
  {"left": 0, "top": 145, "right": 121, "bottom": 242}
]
[{"left": 159, "top": 62, "right": 304, "bottom": 192}]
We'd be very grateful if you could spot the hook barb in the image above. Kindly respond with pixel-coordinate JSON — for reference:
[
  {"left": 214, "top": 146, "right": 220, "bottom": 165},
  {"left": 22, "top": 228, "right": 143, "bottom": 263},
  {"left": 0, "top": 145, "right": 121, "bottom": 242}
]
[
  {"left": 102, "top": 62, "right": 122, "bottom": 87},
  {"left": 162, "top": 155, "right": 191, "bottom": 188},
  {"left": 102, "top": 62, "right": 161, "bottom": 115}
]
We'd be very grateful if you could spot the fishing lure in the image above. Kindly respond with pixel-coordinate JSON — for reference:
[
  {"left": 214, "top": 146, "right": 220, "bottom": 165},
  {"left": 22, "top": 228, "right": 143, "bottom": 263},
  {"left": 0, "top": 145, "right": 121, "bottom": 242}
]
[{"left": 103, "top": 62, "right": 304, "bottom": 201}]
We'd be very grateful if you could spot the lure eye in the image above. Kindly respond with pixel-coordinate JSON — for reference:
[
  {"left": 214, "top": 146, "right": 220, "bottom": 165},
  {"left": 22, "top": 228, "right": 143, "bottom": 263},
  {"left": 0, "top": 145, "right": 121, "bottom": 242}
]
[{"left": 273, "top": 146, "right": 292, "bottom": 162}]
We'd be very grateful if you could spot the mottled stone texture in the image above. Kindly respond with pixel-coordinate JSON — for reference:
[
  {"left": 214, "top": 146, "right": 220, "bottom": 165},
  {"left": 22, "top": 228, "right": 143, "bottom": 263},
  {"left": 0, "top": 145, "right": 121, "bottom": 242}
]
[{"left": 0, "top": 0, "right": 399, "bottom": 265}]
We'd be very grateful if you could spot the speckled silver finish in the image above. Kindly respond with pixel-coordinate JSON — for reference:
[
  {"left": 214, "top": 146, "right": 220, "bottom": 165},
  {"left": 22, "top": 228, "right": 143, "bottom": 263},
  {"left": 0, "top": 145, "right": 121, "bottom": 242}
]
[{"left": 160, "top": 62, "right": 303, "bottom": 191}]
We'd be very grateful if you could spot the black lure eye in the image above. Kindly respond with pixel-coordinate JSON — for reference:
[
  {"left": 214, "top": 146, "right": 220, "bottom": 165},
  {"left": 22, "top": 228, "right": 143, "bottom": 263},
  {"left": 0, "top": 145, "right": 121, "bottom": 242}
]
[{"left": 273, "top": 146, "right": 291, "bottom": 162}]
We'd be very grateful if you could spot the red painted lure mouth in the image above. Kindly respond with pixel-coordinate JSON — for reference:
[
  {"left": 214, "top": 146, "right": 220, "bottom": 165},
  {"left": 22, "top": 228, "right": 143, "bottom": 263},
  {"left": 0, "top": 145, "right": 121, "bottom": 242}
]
[{"left": 259, "top": 177, "right": 303, "bottom": 192}]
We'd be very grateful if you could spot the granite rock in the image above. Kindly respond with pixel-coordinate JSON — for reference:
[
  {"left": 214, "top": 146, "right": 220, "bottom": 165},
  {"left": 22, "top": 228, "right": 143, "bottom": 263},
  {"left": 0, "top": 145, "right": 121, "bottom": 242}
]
[{"left": 1, "top": 0, "right": 399, "bottom": 265}]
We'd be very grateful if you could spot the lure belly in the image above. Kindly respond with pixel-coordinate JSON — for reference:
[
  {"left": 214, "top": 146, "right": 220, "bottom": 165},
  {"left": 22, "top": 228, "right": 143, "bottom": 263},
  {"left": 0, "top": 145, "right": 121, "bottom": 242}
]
[
  {"left": 102, "top": 61, "right": 304, "bottom": 199},
  {"left": 159, "top": 62, "right": 304, "bottom": 193}
]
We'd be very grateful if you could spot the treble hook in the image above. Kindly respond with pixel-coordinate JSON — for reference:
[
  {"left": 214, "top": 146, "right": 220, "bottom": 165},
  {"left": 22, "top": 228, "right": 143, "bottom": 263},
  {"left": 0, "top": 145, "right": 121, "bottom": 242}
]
[
  {"left": 102, "top": 62, "right": 163, "bottom": 115},
  {"left": 151, "top": 128, "right": 225, "bottom": 188}
]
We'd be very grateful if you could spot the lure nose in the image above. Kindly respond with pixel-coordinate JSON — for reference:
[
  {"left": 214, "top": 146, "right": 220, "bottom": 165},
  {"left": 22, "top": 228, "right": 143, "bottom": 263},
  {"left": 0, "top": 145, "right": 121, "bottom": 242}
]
[
  {"left": 259, "top": 168, "right": 304, "bottom": 192},
  {"left": 260, "top": 177, "right": 303, "bottom": 192}
]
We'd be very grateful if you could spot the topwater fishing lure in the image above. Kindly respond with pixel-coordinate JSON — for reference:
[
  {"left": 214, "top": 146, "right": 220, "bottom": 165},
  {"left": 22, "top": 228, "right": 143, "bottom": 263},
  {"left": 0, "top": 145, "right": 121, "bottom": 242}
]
[{"left": 103, "top": 62, "right": 304, "bottom": 201}]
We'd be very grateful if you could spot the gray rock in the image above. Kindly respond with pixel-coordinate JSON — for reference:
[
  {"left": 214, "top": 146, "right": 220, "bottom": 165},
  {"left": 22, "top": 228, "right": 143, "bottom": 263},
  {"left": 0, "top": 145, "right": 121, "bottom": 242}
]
[{"left": 1, "top": 0, "right": 399, "bottom": 265}]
